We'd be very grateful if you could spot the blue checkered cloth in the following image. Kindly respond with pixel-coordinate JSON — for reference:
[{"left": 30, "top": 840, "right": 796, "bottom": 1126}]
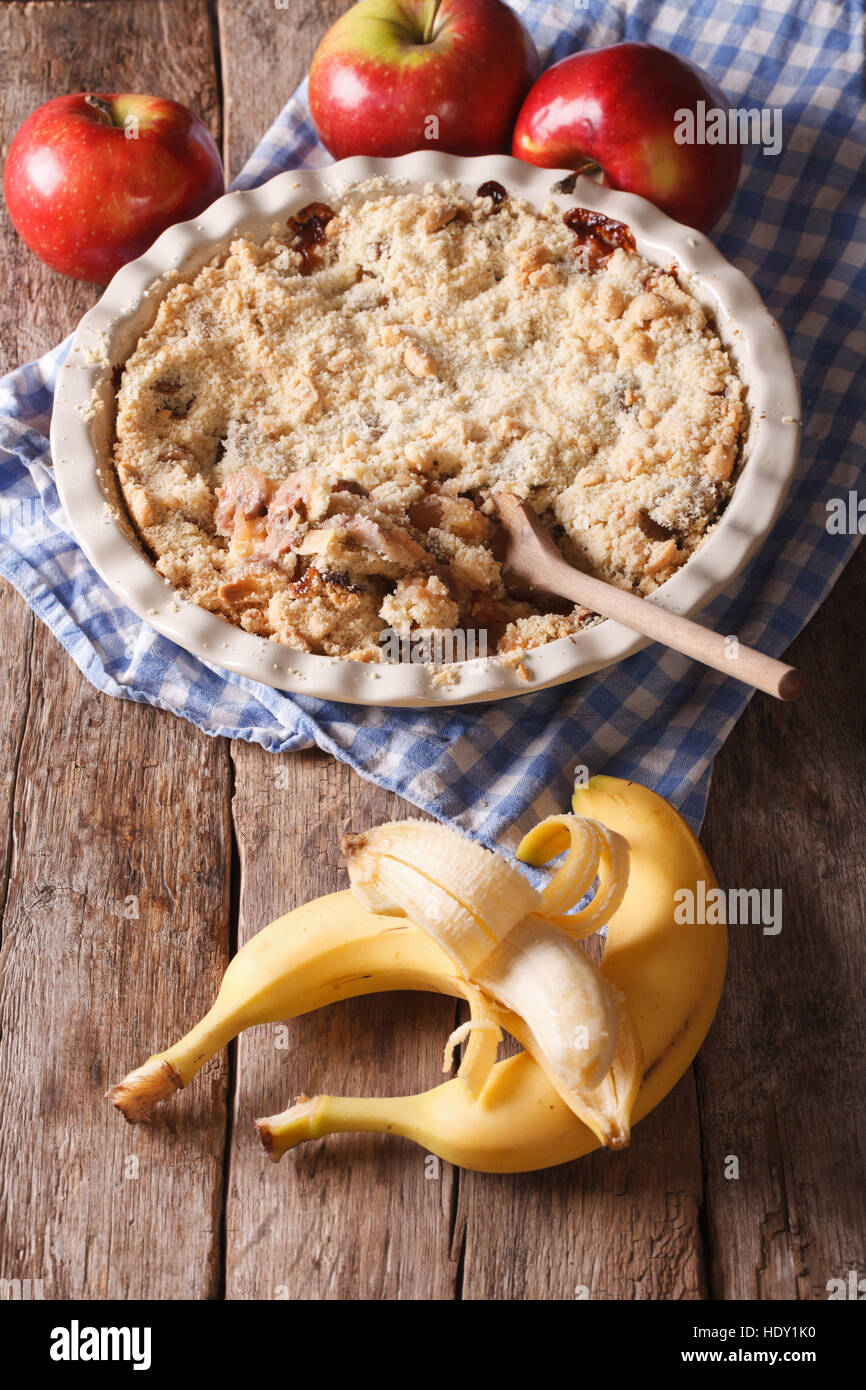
[{"left": 1, "top": 0, "right": 863, "bottom": 846}]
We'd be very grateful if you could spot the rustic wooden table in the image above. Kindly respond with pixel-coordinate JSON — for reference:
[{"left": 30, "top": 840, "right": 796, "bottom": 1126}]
[{"left": 1, "top": 0, "right": 863, "bottom": 1302}]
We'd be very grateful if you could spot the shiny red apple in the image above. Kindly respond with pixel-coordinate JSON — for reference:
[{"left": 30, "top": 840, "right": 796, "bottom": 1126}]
[
  {"left": 513, "top": 42, "right": 742, "bottom": 232},
  {"left": 4, "top": 93, "right": 224, "bottom": 282},
  {"left": 309, "top": 0, "right": 539, "bottom": 159}
]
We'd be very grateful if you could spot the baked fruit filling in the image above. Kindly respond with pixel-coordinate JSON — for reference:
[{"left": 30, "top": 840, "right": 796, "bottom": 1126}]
[{"left": 113, "top": 179, "right": 746, "bottom": 663}]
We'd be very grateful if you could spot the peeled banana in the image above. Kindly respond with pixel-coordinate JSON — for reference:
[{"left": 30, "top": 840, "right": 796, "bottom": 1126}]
[
  {"left": 341, "top": 816, "right": 633, "bottom": 1138},
  {"left": 107, "top": 776, "right": 726, "bottom": 1173}
]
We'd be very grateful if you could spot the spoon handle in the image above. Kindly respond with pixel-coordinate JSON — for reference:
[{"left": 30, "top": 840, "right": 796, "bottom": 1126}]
[{"left": 548, "top": 560, "right": 802, "bottom": 700}]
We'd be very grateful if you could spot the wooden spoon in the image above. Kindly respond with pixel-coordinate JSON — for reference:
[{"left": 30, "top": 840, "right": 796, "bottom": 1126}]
[{"left": 492, "top": 493, "right": 802, "bottom": 701}]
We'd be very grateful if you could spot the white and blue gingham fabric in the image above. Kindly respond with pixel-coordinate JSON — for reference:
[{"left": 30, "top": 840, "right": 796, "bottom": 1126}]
[{"left": 1, "top": 0, "right": 863, "bottom": 846}]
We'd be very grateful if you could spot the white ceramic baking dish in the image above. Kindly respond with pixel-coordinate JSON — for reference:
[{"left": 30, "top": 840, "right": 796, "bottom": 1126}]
[{"left": 50, "top": 152, "right": 800, "bottom": 706}]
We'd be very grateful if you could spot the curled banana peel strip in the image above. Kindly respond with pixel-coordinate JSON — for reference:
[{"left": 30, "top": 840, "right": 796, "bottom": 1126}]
[
  {"left": 531, "top": 815, "right": 631, "bottom": 937},
  {"left": 107, "top": 777, "right": 727, "bottom": 1173}
]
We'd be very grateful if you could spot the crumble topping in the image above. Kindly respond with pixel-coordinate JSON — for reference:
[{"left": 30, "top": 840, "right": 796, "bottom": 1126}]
[{"left": 113, "top": 178, "right": 746, "bottom": 662}]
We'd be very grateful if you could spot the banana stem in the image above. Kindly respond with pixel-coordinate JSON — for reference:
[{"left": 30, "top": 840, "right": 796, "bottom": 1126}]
[
  {"left": 105, "top": 1057, "right": 182, "bottom": 1122},
  {"left": 256, "top": 1094, "right": 412, "bottom": 1161},
  {"left": 106, "top": 1007, "right": 241, "bottom": 1121}
]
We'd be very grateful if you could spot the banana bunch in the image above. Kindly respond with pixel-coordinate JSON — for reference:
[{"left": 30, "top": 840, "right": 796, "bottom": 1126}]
[{"left": 107, "top": 777, "right": 727, "bottom": 1173}]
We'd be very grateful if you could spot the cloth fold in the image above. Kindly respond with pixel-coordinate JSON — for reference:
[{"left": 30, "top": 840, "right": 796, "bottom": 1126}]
[{"left": 1, "top": 0, "right": 863, "bottom": 846}]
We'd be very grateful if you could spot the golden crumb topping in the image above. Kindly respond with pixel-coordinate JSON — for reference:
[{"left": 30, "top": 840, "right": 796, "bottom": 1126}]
[{"left": 113, "top": 178, "right": 746, "bottom": 662}]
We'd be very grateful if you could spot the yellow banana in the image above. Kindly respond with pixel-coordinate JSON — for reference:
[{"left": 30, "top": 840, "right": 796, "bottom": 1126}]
[
  {"left": 107, "top": 893, "right": 632, "bottom": 1148},
  {"left": 108, "top": 775, "right": 725, "bottom": 1173},
  {"left": 570, "top": 775, "right": 727, "bottom": 1096},
  {"left": 106, "top": 893, "right": 464, "bottom": 1120},
  {"left": 256, "top": 777, "right": 726, "bottom": 1171}
]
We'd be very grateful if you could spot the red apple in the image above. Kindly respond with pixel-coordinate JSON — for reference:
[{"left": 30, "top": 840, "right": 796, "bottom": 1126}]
[
  {"left": 513, "top": 43, "right": 742, "bottom": 232},
  {"left": 4, "top": 93, "right": 224, "bottom": 282},
  {"left": 309, "top": 0, "right": 539, "bottom": 160}
]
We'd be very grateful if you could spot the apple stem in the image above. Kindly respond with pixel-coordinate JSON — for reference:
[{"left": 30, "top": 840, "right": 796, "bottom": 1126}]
[
  {"left": 84, "top": 94, "right": 116, "bottom": 126},
  {"left": 572, "top": 158, "right": 603, "bottom": 179},
  {"left": 422, "top": 0, "right": 442, "bottom": 44}
]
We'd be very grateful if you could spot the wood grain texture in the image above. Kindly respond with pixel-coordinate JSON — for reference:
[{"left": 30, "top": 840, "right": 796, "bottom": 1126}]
[
  {"left": 699, "top": 545, "right": 866, "bottom": 1301},
  {"left": 0, "top": 0, "right": 231, "bottom": 1300},
  {"left": 458, "top": 1073, "right": 707, "bottom": 1300},
  {"left": 224, "top": 749, "right": 460, "bottom": 1300},
  {"left": 218, "top": 0, "right": 456, "bottom": 1304},
  {"left": 218, "top": 0, "right": 349, "bottom": 174},
  {"left": 0, "top": 637, "right": 233, "bottom": 1298},
  {"left": 0, "top": 588, "right": 32, "bottom": 926}
]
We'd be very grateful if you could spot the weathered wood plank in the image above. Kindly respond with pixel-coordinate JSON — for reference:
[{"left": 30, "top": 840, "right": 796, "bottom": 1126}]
[
  {"left": 218, "top": 0, "right": 348, "bottom": 176},
  {"left": 0, "top": 590, "right": 33, "bottom": 924},
  {"left": 0, "top": 0, "right": 232, "bottom": 1300},
  {"left": 0, "top": 636, "right": 233, "bottom": 1299},
  {"left": 457, "top": 1074, "right": 706, "bottom": 1301},
  {"left": 699, "top": 545, "right": 866, "bottom": 1301},
  {"left": 219, "top": 1, "right": 459, "bottom": 1300},
  {"left": 224, "top": 750, "right": 460, "bottom": 1299}
]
